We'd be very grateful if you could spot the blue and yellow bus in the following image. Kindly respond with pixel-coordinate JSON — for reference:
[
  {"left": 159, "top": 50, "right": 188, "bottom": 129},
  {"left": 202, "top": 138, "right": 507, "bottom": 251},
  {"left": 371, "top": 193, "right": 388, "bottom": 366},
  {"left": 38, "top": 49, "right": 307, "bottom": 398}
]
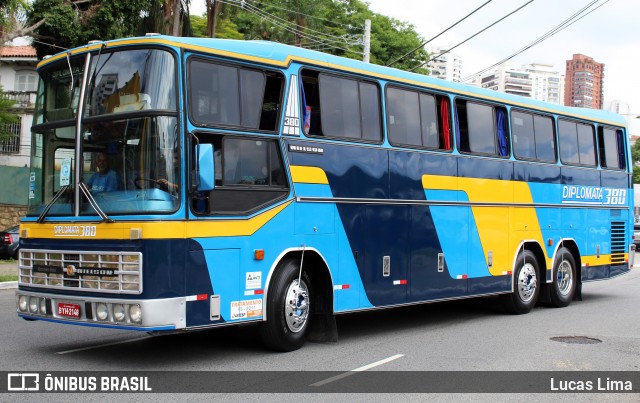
[{"left": 16, "top": 35, "right": 634, "bottom": 351}]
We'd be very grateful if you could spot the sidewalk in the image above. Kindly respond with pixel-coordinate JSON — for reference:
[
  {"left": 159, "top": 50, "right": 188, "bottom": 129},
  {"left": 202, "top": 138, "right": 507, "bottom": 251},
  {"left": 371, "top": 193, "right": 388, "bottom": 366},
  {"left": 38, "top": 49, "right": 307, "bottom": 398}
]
[{"left": 0, "top": 260, "right": 18, "bottom": 290}]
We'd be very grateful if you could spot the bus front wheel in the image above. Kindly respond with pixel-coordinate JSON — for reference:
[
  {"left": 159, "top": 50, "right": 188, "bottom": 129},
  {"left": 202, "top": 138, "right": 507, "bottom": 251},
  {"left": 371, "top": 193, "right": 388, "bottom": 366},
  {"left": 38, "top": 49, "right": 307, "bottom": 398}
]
[
  {"left": 547, "top": 247, "right": 576, "bottom": 307},
  {"left": 259, "top": 258, "right": 311, "bottom": 351},
  {"left": 502, "top": 249, "right": 540, "bottom": 314}
]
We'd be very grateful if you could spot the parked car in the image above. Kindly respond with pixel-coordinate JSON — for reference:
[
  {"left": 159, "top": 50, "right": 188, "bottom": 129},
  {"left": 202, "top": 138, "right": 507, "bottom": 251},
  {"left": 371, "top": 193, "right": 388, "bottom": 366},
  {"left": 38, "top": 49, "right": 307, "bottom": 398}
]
[
  {"left": 0, "top": 225, "right": 19, "bottom": 260},
  {"left": 634, "top": 225, "right": 640, "bottom": 248}
]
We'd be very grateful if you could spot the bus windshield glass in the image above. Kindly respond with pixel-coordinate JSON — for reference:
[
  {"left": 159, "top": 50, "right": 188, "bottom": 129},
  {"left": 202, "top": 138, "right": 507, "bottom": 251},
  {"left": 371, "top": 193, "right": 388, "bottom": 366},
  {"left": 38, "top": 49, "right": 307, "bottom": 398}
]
[
  {"left": 27, "top": 48, "right": 179, "bottom": 217},
  {"left": 36, "top": 49, "right": 176, "bottom": 125}
]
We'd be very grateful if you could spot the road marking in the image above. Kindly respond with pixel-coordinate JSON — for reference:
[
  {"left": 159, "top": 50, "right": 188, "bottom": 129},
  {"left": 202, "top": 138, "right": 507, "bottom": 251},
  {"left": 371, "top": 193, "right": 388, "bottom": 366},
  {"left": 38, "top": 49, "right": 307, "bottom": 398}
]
[
  {"left": 310, "top": 354, "right": 404, "bottom": 387},
  {"left": 56, "top": 336, "right": 152, "bottom": 355}
]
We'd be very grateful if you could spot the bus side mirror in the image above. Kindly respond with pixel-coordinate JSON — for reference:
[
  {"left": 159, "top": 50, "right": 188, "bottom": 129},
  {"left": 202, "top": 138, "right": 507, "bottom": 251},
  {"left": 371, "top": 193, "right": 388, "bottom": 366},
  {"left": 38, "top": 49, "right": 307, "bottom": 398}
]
[{"left": 197, "top": 143, "right": 215, "bottom": 191}]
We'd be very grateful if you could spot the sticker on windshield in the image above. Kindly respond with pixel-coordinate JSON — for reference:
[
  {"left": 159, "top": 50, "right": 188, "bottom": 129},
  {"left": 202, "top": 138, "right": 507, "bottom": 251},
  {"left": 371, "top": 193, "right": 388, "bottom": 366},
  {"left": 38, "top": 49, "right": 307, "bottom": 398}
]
[{"left": 60, "top": 158, "right": 71, "bottom": 186}]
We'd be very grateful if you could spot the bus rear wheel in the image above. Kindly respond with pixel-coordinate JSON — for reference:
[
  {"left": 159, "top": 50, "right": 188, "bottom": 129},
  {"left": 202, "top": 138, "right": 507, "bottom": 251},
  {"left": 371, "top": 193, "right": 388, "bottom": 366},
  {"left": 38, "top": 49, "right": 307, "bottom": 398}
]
[
  {"left": 547, "top": 247, "right": 576, "bottom": 307},
  {"left": 502, "top": 249, "right": 540, "bottom": 314},
  {"left": 259, "top": 258, "right": 311, "bottom": 352}
]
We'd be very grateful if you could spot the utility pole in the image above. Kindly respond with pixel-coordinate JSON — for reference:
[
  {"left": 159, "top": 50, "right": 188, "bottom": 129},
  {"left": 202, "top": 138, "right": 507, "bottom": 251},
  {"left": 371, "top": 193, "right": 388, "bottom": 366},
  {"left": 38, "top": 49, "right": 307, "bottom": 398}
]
[{"left": 363, "top": 19, "right": 371, "bottom": 63}]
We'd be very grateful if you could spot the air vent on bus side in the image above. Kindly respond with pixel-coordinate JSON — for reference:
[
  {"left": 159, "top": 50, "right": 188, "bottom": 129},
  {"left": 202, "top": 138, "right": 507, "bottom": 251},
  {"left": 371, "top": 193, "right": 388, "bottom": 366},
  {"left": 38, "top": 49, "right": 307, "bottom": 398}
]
[{"left": 610, "top": 221, "right": 626, "bottom": 265}]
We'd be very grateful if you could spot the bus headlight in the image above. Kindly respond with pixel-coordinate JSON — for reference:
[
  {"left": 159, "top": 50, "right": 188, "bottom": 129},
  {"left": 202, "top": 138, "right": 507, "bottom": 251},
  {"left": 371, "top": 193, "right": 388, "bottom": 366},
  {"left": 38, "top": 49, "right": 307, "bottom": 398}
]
[
  {"left": 113, "top": 304, "right": 126, "bottom": 322},
  {"left": 29, "top": 297, "right": 39, "bottom": 313},
  {"left": 129, "top": 304, "right": 142, "bottom": 323},
  {"left": 40, "top": 298, "right": 47, "bottom": 315},
  {"left": 96, "top": 303, "right": 109, "bottom": 321},
  {"left": 18, "top": 295, "right": 28, "bottom": 312}
]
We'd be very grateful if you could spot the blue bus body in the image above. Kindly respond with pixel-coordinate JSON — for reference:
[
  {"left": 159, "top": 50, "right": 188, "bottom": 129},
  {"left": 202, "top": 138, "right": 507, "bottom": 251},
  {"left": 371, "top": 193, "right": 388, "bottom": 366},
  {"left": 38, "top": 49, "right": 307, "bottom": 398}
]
[{"left": 16, "top": 36, "right": 633, "bottom": 350}]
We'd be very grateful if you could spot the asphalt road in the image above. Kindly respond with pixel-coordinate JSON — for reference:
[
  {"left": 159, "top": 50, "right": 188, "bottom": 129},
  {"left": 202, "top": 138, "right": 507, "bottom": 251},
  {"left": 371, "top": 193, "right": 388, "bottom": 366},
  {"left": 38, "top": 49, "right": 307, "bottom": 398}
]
[{"left": 1, "top": 265, "right": 639, "bottom": 399}]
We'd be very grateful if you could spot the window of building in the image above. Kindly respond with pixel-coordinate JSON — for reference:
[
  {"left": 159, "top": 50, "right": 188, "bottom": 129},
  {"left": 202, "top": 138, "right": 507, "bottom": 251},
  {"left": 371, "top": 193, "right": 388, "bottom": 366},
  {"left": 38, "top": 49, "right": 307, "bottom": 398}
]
[
  {"left": 188, "top": 59, "right": 283, "bottom": 131},
  {"left": 15, "top": 71, "right": 37, "bottom": 92},
  {"left": 300, "top": 70, "right": 382, "bottom": 142},
  {"left": 386, "top": 86, "right": 451, "bottom": 150},
  {"left": 511, "top": 110, "right": 556, "bottom": 162},
  {"left": 0, "top": 117, "right": 21, "bottom": 154},
  {"left": 456, "top": 99, "right": 508, "bottom": 156},
  {"left": 598, "top": 126, "right": 626, "bottom": 170},
  {"left": 558, "top": 119, "right": 596, "bottom": 166}
]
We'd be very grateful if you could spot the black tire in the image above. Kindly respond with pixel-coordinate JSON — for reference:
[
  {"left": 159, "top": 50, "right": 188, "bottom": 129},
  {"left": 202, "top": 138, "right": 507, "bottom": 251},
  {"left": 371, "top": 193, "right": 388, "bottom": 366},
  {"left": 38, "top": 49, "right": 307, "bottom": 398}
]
[
  {"left": 502, "top": 249, "right": 540, "bottom": 314},
  {"left": 547, "top": 247, "right": 577, "bottom": 308},
  {"left": 259, "top": 258, "right": 311, "bottom": 352}
]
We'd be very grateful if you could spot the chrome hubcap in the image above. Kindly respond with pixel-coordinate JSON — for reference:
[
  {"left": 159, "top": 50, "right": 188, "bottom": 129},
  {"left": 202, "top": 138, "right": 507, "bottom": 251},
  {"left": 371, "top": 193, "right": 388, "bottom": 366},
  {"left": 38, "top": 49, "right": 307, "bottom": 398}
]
[
  {"left": 518, "top": 263, "right": 537, "bottom": 302},
  {"left": 556, "top": 260, "right": 573, "bottom": 296},
  {"left": 284, "top": 279, "right": 309, "bottom": 333}
]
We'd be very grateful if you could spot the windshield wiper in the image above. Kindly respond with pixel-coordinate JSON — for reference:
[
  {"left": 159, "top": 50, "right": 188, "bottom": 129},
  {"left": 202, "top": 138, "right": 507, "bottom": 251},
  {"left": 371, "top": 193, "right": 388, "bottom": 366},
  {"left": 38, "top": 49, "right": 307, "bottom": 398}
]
[
  {"left": 37, "top": 185, "right": 71, "bottom": 223},
  {"left": 77, "top": 182, "right": 114, "bottom": 223}
]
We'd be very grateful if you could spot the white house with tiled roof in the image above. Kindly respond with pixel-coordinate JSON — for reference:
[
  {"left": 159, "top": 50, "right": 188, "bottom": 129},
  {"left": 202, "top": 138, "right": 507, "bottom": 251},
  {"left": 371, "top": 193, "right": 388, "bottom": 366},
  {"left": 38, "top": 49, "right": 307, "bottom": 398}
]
[{"left": 0, "top": 45, "right": 38, "bottom": 226}]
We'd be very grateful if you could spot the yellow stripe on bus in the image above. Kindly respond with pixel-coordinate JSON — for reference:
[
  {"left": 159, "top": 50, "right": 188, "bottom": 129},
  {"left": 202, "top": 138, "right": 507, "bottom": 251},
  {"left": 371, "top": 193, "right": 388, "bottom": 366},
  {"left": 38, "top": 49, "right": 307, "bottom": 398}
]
[
  {"left": 422, "top": 174, "right": 550, "bottom": 275},
  {"left": 290, "top": 165, "right": 329, "bottom": 184},
  {"left": 21, "top": 201, "right": 291, "bottom": 240}
]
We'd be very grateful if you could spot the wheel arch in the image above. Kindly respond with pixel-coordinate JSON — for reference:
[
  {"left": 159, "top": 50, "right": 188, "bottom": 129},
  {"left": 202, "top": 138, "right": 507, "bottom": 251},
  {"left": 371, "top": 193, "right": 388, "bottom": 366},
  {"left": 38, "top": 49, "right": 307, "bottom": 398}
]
[{"left": 263, "top": 247, "right": 334, "bottom": 320}]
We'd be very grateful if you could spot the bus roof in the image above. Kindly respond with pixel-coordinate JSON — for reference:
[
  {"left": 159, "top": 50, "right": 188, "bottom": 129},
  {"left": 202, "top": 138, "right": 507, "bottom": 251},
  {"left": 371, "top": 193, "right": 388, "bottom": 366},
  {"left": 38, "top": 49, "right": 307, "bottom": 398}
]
[{"left": 40, "top": 35, "right": 627, "bottom": 127}]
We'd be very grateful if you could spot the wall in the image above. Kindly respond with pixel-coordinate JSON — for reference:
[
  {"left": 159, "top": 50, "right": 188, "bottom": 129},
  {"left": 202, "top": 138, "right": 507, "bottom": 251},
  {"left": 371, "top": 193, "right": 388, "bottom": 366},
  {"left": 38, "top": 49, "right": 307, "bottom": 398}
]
[{"left": 0, "top": 204, "right": 26, "bottom": 228}]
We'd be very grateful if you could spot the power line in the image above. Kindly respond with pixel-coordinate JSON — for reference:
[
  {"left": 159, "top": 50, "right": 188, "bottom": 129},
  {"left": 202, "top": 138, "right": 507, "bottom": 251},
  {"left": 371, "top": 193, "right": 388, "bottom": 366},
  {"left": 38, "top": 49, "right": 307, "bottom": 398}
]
[
  {"left": 229, "top": 0, "right": 365, "bottom": 31},
  {"left": 386, "top": 0, "right": 493, "bottom": 67},
  {"left": 460, "top": 0, "right": 608, "bottom": 82},
  {"left": 410, "top": 0, "right": 535, "bottom": 73},
  {"left": 238, "top": 0, "right": 362, "bottom": 48},
  {"left": 220, "top": 0, "right": 363, "bottom": 55}
]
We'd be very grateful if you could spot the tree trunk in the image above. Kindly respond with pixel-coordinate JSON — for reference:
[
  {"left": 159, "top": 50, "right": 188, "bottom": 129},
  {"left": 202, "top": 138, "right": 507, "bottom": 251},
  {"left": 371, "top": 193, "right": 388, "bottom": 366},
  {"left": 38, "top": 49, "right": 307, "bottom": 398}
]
[{"left": 172, "top": 0, "right": 182, "bottom": 36}]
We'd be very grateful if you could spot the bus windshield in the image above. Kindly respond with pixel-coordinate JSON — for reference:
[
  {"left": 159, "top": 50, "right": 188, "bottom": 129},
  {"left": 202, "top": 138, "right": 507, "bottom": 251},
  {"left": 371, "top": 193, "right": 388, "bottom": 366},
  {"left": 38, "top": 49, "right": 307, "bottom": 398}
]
[{"left": 27, "top": 48, "right": 179, "bottom": 217}]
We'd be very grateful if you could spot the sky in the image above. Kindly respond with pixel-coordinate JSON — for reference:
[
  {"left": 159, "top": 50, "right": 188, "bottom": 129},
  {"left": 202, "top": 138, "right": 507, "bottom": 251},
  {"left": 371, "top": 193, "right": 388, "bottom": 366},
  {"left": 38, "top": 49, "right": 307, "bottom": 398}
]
[{"left": 192, "top": 0, "right": 640, "bottom": 134}]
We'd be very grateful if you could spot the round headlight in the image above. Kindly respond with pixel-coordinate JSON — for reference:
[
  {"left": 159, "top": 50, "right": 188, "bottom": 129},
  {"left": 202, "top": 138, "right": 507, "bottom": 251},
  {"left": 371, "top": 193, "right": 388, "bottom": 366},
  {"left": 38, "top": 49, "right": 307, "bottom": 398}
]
[
  {"left": 40, "top": 298, "right": 47, "bottom": 315},
  {"left": 29, "top": 297, "right": 38, "bottom": 313},
  {"left": 96, "top": 303, "right": 109, "bottom": 321},
  {"left": 113, "top": 304, "right": 126, "bottom": 322},
  {"left": 129, "top": 304, "right": 142, "bottom": 323},
  {"left": 18, "top": 295, "right": 28, "bottom": 312}
]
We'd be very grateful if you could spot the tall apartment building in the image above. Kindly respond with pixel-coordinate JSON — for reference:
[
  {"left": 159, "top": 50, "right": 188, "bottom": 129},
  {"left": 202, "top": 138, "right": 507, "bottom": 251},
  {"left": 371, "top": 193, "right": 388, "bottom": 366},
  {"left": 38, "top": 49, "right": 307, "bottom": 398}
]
[
  {"left": 563, "top": 53, "right": 604, "bottom": 109},
  {"left": 477, "top": 63, "right": 565, "bottom": 105},
  {"left": 426, "top": 46, "right": 462, "bottom": 82},
  {"left": 523, "top": 63, "right": 564, "bottom": 105},
  {"left": 479, "top": 63, "right": 532, "bottom": 98}
]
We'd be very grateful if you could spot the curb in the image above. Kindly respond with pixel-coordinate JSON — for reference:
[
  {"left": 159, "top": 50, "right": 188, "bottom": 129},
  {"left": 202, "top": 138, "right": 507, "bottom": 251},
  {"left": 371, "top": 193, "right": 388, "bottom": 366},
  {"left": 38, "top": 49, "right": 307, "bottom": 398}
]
[{"left": 0, "top": 281, "right": 17, "bottom": 290}]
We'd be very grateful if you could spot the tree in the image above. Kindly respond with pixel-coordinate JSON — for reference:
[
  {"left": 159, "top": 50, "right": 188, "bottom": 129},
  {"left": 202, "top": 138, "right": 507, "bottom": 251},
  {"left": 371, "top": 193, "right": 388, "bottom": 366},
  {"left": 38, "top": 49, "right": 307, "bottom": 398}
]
[
  {"left": 207, "top": 0, "right": 429, "bottom": 73},
  {"left": 0, "top": 0, "right": 46, "bottom": 44},
  {"left": 631, "top": 140, "right": 640, "bottom": 184},
  {"left": 0, "top": 88, "right": 19, "bottom": 142},
  {"left": 27, "top": 0, "right": 193, "bottom": 58}
]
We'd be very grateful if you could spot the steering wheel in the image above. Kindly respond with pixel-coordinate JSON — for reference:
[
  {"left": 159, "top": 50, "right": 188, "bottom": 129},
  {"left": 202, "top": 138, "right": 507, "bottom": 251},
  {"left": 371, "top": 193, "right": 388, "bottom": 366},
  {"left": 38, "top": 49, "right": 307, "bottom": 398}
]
[{"left": 134, "top": 178, "right": 162, "bottom": 189}]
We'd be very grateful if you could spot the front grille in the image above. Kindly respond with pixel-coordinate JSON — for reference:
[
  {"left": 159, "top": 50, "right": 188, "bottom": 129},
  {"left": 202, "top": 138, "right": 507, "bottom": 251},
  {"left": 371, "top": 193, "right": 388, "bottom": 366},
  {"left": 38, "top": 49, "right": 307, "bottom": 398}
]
[
  {"left": 610, "top": 222, "right": 626, "bottom": 265},
  {"left": 19, "top": 249, "right": 143, "bottom": 294}
]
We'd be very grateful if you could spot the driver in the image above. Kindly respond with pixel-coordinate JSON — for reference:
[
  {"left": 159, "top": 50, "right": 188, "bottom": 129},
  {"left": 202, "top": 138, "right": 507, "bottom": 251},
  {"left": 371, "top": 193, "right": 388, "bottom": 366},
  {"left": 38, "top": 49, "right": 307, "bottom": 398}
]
[{"left": 86, "top": 152, "right": 118, "bottom": 193}]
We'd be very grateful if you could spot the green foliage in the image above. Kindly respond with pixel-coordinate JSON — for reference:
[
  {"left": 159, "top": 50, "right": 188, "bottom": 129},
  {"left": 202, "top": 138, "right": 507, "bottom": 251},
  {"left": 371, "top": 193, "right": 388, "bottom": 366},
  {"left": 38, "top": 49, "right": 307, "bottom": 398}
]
[
  {"left": 27, "top": 0, "right": 430, "bottom": 74},
  {"left": 209, "top": 0, "right": 429, "bottom": 73},
  {"left": 0, "top": 87, "right": 19, "bottom": 142},
  {"left": 28, "top": 0, "right": 190, "bottom": 58},
  {"left": 631, "top": 140, "right": 640, "bottom": 184}
]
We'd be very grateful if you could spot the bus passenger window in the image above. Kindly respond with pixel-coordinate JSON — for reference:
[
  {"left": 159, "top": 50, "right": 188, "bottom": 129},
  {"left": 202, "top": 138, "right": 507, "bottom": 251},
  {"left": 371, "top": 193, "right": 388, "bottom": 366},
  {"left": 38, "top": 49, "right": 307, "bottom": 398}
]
[
  {"left": 559, "top": 119, "right": 596, "bottom": 166},
  {"left": 512, "top": 111, "right": 555, "bottom": 162},
  {"left": 301, "top": 69, "right": 381, "bottom": 142},
  {"left": 189, "top": 59, "right": 283, "bottom": 132},
  {"left": 599, "top": 127, "right": 626, "bottom": 170},
  {"left": 387, "top": 87, "right": 450, "bottom": 150}
]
